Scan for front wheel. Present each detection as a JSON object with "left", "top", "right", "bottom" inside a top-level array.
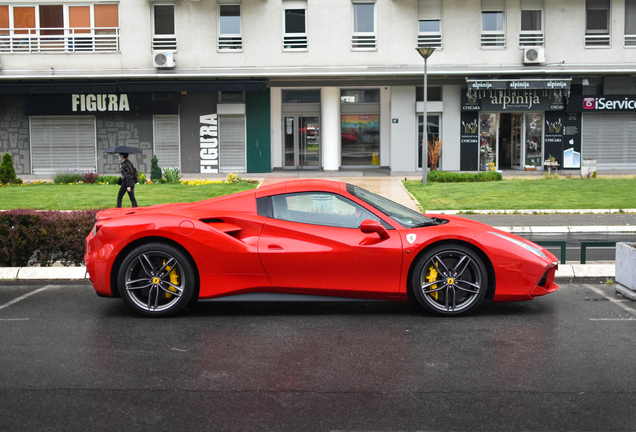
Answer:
[
  {"left": 411, "top": 244, "right": 488, "bottom": 317},
  {"left": 117, "top": 243, "right": 196, "bottom": 317}
]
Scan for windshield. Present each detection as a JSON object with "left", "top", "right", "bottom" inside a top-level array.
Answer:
[{"left": 346, "top": 183, "right": 438, "bottom": 229}]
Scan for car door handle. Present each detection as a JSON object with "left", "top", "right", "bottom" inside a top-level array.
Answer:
[{"left": 268, "top": 244, "right": 283, "bottom": 250}]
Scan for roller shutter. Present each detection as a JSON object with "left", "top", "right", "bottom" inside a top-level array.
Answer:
[
  {"left": 30, "top": 116, "right": 96, "bottom": 175},
  {"left": 153, "top": 115, "right": 181, "bottom": 169},
  {"left": 582, "top": 113, "right": 636, "bottom": 169},
  {"left": 219, "top": 115, "right": 246, "bottom": 173}
]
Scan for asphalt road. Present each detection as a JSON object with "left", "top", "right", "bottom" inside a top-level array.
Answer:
[{"left": 1, "top": 282, "right": 635, "bottom": 432}]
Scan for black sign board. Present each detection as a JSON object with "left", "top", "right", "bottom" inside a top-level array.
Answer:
[
  {"left": 467, "top": 79, "right": 571, "bottom": 90},
  {"left": 460, "top": 111, "right": 479, "bottom": 171},
  {"left": 567, "top": 94, "right": 636, "bottom": 112}
]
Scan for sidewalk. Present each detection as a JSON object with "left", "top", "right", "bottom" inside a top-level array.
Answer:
[{"left": 2, "top": 174, "right": 631, "bottom": 282}]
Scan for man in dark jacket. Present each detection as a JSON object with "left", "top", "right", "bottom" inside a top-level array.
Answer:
[{"left": 117, "top": 153, "right": 138, "bottom": 208}]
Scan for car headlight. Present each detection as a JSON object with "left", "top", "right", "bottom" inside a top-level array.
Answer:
[{"left": 489, "top": 231, "right": 547, "bottom": 259}]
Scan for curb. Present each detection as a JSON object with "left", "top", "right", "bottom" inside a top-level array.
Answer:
[
  {"left": 494, "top": 226, "right": 636, "bottom": 234},
  {"left": 426, "top": 209, "right": 636, "bottom": 215}
]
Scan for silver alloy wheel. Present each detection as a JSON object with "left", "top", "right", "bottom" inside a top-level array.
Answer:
[
  {"left": 124, "top": 250, "right": 186, "bottom": 313},
  {"left": 418, "top": 249, "right": 484, "bottom": 314}
]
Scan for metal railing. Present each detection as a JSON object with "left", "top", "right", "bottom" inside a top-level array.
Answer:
[
  {"left": 417, "top": 33, "right": 442, "bottom": 49},
  {"left": 0, "top": 27, "right": 119, "bottom": 53},
  {"left": 534, "top": 240, "right": 631, "bottom": 264},
  {"left": 218, "top": 35, "right": 242, "bottom": 50},
  {"left": 585, "top": 34, "right": 611, "bottom": 47},
  {"left": 152, "top": 35, "right": 177, "bottom": 51},
  {"left": 481, "top": 32, "right": 506, "bottom": 48},
  {"left": 535, "top": 241, "right": 567, "bottom": 264},
  {"left": 519, "top": 32, "right": 544, "bottom": 47},
  {"left": 351, "top": 34, "right": 376, "bottom": 50},
  {"left": 283, "top": 34, "right": 307, "bottom": 50},
  {"left": 625, "top": 34, "right": 636, "bottom": 47}
]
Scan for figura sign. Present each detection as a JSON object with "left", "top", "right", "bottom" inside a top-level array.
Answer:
[
  {"left": 200, "top": 114, "right": 219, "bottom": 174},
  {"left": 71, "top": 94, "right": 130, "bottom": 112}
]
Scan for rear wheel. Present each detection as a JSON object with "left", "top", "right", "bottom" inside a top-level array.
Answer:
[
  {"left": 411, "top": 244, "right": 488, "bottom": 317},
  {"left": 117, "top": 243, "right": 196, "bottom": 317}
]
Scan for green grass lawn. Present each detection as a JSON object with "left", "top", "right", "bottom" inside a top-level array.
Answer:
[
  {"left": 404, "top": 178, "right": 635, "bottom": 211},
  {"left": 0, "top": 182, "right": 258, "bottom": 210}
]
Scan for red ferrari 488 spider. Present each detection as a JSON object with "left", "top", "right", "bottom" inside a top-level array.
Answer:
[{"left": 85, "top": 179, "right": 559, "bottom": 317}]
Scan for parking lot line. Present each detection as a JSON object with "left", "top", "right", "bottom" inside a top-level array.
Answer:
[
  {"left": 0, "top": 285, "right": 52, "bottom": 312},
  {"left": 0, "top": 318, "right": 29, "bottom": 321},
  {"left": 589, "top": 318, "right": 636, "bottom": 321},
  {"left": 585, "top": 284, "right": 636, "bottom": 315}
]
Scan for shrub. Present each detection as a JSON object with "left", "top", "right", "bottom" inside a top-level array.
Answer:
[
  {"left": 427, "top": 171, "right": 502, "bottom": 183},
  {"left": 53, "top": 170, "right": 83, "bottom": 184},
  {"left": 82, "top": 172, "right": 99, "bottom": 184},
  {"left": 95, "top": 175, "right": 120, "bottom": 184},
  {"left": 162, "top": 166, "right": 182, "bottom": 183},
  {"left": 150, "top": 155, "right": 162, "bottom": 180},
  {"left": 0, "top": 153, "right": 17, "bottom": 185},
  {"left": 0, "top": 209, "right": 98, "bottom": 267},
  {"left": 138, "top": 172, "right": 147, "bottom": 183}
]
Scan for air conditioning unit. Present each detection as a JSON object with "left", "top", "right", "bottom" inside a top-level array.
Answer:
[
  {"left": 523, "top": 47, "right": 545, "bottom": 65},
  {"left": 153, "top": 51, "right": 175, "bottom": 68}
]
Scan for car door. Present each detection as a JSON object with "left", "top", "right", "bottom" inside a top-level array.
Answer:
[{"left": 257, "top": 192, "right": 403, "bottom": 296}]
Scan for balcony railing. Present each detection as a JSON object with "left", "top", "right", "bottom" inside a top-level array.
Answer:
[
  {"left": 519, "top": 32, "right": 544, "bottom": 47},
  {"left": 152, "top": 35, "right": 177, "bottom": 51},
  {"left": 0, "top": 27, "right": 119, "bottom": 53},
  {"left": 218, "top": 35, "right": 242, "bottom": 51},
  {"left": 417, "top": 33, "right": 442, "bottom": 49},
  {"left": 585, "top": 33, "right": 611, "bottom": 47},
  {"left": 351, "top": 34, "right": 376, "bottom": 50},
  {"left": 481, "top": 32, "right": 506, "bottom": 48},
  {"left": 625, "top": 34, "right": 636, "bottom": 47},
  {"left": 283, "top": 34, "right": 308, "bottom": 50}
]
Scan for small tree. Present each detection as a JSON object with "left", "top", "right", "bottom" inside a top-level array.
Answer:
[
  {"left": 150, "top": 154, "right": 162, "bottom": 180},
  {"left": 0, "top": 152, "right": 17, "bottom": 185}
]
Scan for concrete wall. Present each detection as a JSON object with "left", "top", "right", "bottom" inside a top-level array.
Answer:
[
  {"left": 390, "top": 86, "right": 417, "bottom": 172},
  {"left": 441, "top": 85, "right": 461, "bottom": 172}
]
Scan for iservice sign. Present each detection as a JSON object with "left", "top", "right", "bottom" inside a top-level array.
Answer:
[{"left": 583, "top": 96, "right": 636, "bottom": 111}]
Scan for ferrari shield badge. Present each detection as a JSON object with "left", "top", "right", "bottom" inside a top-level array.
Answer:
[{"left": 406, "top": 234, "right": 416, "bottom": 244}]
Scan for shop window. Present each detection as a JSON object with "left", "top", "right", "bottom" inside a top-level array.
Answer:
[
  {"left": 625, "top": 0, "right": 636, "bottom": 46},
  {"left": 520, "top": 0, "right": 544, "bottom": 46},
  {"left": 351, "top": 2, "right": 376, "bottom": 50},
  {"left": 341, "top": 114, "right": 380, "bottom": 166},
  {"left": 586, "top": 0, "right": 610, "bottom": 47},
  {"left": 218, "top": 4, "right": 242, "bottom": 51},
  {"left": 417, "top": 0, "right": 442, "bottom": 49},
  {"left": 416, "top": 86, "right": 442, "bottom": 102},
  {"left": 418, "top": 114, "right": 441, "bottom": 170},
  {"left": 341, "top": 89, "right": 380, "bottom": 103},
  {"left": 283, "top": 0, "right": 307, "bottom": 50},
  {"left": 282, "top": 90, "right": 321, "bottom": 103},
  {"left": 153, "top": 4, "right": 177, "bottom": 51},
  {"left": 481, "top": 0, "right": 505, "bottom": 48},
  {"left": 0, "top": 4, "right": 119, "bottom": 53}
]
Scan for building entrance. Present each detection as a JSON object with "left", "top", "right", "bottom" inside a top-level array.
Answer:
[{"left": 283, "top": 114, "right": 321, "bottom": 169}]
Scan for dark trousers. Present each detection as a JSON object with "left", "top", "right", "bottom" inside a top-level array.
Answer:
[{"left": 117, "top": 184, "right": 138, "bottom": 208}]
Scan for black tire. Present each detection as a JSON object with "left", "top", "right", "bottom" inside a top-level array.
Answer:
[
  {"left": 117, "top": 243, "right": 196, "bottom": 317},
  {"left": 411, "top": 244, "right": 488, "bottom": 317}
]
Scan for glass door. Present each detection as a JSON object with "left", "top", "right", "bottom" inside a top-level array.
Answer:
[
  {"left": 479, "top": 113, "right": 498, "bottom": 171},
  {"left": 283, "top": 115, "right": 321, "bottom": 169},
  {"left": 524, "top": 113, "right": 543, "bottom": 169},
  {"left": 511, "top": 114, "right": 523, "bottom": 169}
]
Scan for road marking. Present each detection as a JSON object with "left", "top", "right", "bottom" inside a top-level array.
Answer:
[
  {"left": 0, "top": 318, "right": 29, "bottom": 321},
  {"left": 584, "top": 284, "right": 636, "bottom": 315},
  {"left": 0, "top": 285, "right": 52, "bottom": 312},
  {"left": 590, "top": 318, "right": 636, "bottom": 321}
]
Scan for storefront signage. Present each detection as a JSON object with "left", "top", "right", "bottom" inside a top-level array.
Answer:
[
  {"left": 583, "top": 96, "right": 636, "bottom": 111},
  {"left": 462, "top": 89, "right": 565, "bottom": 111},
  {"left": 71, "top": 94, "right": 130, "bottom": 112},
  {"left": 200, "top": 114, "right": 219, "bottom": 174},
  {"left": 467, "top": 79, "right": 571, "bottom": 90}
]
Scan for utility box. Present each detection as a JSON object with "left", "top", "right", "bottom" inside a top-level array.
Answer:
[{"left": 581, "top": 159, "right": 596, "bottom": 177}]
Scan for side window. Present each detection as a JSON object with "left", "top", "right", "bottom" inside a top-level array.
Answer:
[{"left": 270, "top": 192, "right": 384, "bottom": 229}]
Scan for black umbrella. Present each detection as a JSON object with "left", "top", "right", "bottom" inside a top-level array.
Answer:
[{"left": 103, "top": 145, "right": 142, "bottom": 154}]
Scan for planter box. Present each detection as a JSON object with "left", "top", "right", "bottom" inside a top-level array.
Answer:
[
  {"left": 615, "top": 242, "right": 636, "bottom": 300},
  {"left": 524, "top": 165, "right": 537, "bottom": 171}
]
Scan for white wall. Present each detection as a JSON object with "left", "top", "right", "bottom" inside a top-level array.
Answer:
[
  {"left": 441, "top": 85, "right": 461, "bottom": 171},
  {"left": 390, "top": 86, "right": 417, "bottom": 172}
]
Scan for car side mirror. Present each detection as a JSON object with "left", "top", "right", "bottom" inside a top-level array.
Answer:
[{"left": 360, "top": 219, "right": 390, "bottom": 240}]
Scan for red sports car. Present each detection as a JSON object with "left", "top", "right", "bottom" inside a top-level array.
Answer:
[{"left": 85, "top": 180, "right": 559, "bottom": 317}]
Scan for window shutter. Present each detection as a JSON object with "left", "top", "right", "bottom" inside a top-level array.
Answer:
[
  {"left": 418, "top": 0, "right": 442, "bottom": 20},
  {"left": 482, "top": 0, "right": 505, "bottom": 11},
  {"left": 582, "top": 113, "right": 636, "bottom": 169},
  {"left": 520, "top": 0, "right": 543, "bottom": 10},
  {"left": 219, "top": 115, "right": 246, "bottom": 173},
  {"left": 30, "top": 116, "right": 96, "bottom": 175},
  {"left": 153, "top": 115, "right": 180, "bottom": 169}
]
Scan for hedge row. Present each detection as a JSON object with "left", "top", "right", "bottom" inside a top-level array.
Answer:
[
  {"left": 427, "top": 171, "right": 502, "bottom": 183},
  {"left": 0, "top": 210, "right": 98, "bottom": 267}
]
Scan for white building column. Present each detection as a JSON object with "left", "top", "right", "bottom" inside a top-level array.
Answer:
[{"left": 321, "top": 87, "right": 340, "bottom": 171}]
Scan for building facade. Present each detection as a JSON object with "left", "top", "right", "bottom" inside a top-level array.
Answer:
[{"left": 0, "top": 0, "right": 635, "bottom": 176}]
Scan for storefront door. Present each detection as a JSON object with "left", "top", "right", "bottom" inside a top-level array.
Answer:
[{"left": 283, "top": 115, "right": 321, "bottom": 169}]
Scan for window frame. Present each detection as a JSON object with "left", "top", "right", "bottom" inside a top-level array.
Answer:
[
  {"left": 480, "top": 2, "right": 506, "bottom": 49},
  {"left": 585, "top": 0, "right": 611, "bottom": 47},
  {"left": 217, "top": 2, "right": 243, "bottom": 52},
  {"left": 625, "top": 0, "right": 636, "bottom": 47},
  {"left": 351, "top": 1, "right": 377, "bottom": 51},
  {"left": 152, "top": 3, "right": 177, "bottom": 51},
  {"left": 282, "top": 0, "right": 307, "bottom": 51},
  {"left": 417, "top": 0, "right": 442, "bottom": 49},
  {"left": 519, "top": 1, "right": 544, "bottom": 48}
]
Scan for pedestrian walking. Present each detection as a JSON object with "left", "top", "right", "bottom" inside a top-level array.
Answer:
[{"left": 117, "top": 153, "right": 138, "bottom": 208}]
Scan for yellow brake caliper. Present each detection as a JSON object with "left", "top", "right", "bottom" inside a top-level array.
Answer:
[
  {"left": 163, "top": 260, "right": 180, "bottom": 299},
  {"left": 426, "top": 265, "right": 439, "bottom": 301}
]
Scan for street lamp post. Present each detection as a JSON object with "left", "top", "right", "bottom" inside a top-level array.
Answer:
[{"left": 416, "top": 47, "right": 435, "bottom": 185}]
